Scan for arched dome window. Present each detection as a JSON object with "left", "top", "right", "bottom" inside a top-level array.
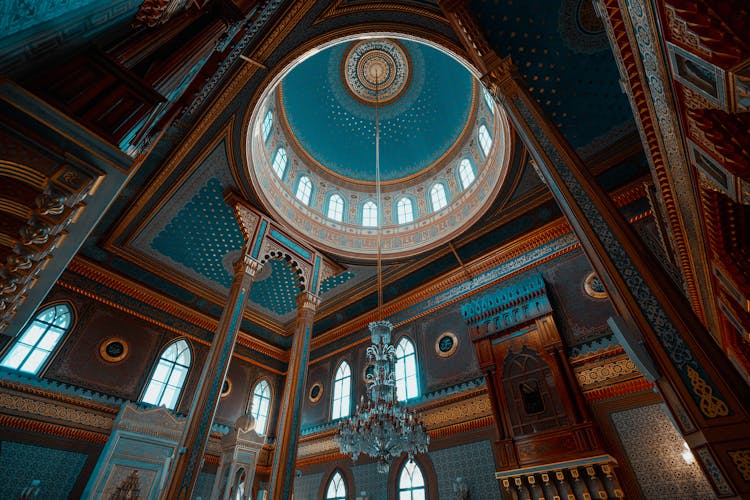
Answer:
[
  {"left": 141, "top": 339, "right": 191, "bottom": 410},
  {"left": 398, "top": 460, "right": 426, "bottom": 499},
  {"left": 262, "top": 110, "right": 273, "bottom": 141},
  {"left": 327, "top": 193, "right": 344, "bottom": 222},
  {"left": 0, "top": 303, "right": 72, "bottom": 375},
  {"left": 272, "top": 147, "right": 288, "bottom": 179},
  {"left": 362, "top": 200, "right": 378, "bottom": 227},
  {"left": 483, "top": 88, "right": 495, "bottom": 114},
  {"left": 296, "top": 175, "right": 312, "bottom": 205},
  {"left": 250, "top": 379, "right": 272, "bottom": 436},
  {"left": 396, "top": 197, "right": 414, "bottom": 224},
  {"left": 479, "top": 125, "right": 492, "bottom": 156},
  {"left": 325, "top": 471, "right": 347, "bottom": 500},
  {"left": 458, "top": 158, "right": 475, "bottom": 189},
  {"left": 395, "top": 337, "right": 419, "bottom": 401},
  {"left": 332, "top": 360, "right": 351, "bottom": 419},
  {"left": 429, "top": 183, "right": 448, "bottom": 212}
]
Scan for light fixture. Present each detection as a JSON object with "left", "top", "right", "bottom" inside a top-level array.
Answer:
[{"left": 334, "top": 47, "right": 430, "bottom": 472}]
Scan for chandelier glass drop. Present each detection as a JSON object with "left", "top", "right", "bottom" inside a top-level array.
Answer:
[{"left": 333, "top": 44, "right": 429, "bottom": 473}]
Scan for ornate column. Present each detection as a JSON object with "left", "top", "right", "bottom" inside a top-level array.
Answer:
[
  {"left": 268, "top": 291, "right": 320, "bottom": 499},
  {"left": 441, "top": 1, "right": 750, "bottom": 496},
  {"left": 160, "top": 251, "right": 262, "bottom": 500}
]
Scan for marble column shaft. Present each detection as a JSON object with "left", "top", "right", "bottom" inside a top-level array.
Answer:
[
  {"left": 268, "top": 291, "right": 320, "bottom": 499},
  {"left": 160, "top": 253, "right": 262, "bottom": 500}
]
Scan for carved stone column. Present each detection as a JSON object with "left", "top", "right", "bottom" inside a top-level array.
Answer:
[
  {"left": 268, "top": 291, "right": 320, "bottom": 499},
  {"left": 440, "top": 1, "right": 750, "bottom": 496},
  {"left": 160, "top": 252, "right": 262, "bottom": 500}
]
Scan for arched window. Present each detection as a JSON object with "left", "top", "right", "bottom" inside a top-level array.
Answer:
[
  {"left": 429, "top": 183, "right": 448, "bottom": 212},
  {"left": 327, "top": 193, "right": 344, "bottom": 222},
  {"left": 398, "top": 460, "right": 426, "bottom": 500},
  {"left": 296, "top": 175, "right": 312, "bottom": 205},
  {"left": 325, "top": 471, "right": 347, "bottom": 500},
  {"left": 395, "top": 337, "right": 419, "bottom": 401},
  {"left": 272, "top": 147, "right": 287, "bottom": 179},
  {"left": 458, "top": 159, "right": 475, "bottom": 189},
  {"left": 1, "top": 303, "right": 71, "bottom": 375},
  {"left": 141, "top": 339, "right": 191, "bottom": 410},
  {"left": 250, "top": 379, "right": 272, "bottom": 436},
  {"left": 396, "top": 197, "right": 414, "bottom": 224},
  {"left": 362, "top": 200, "right": 378, "bottom": 227},
  {"left": 262, "top": 110, "right": 273, "bottom": 140},
  {"left": 332, "top": 361, "right": 351, "bottom": 419},
  {"left": 483, "top": 87, "right": 495, "bottom": 114},
  {"left": 479, "top": 125, "right": 492, "bottom": 156}
]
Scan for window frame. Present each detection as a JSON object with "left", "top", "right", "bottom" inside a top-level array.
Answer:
[
  {"left": 249, "top": 378, "right": 273, "bottom": 436},
  {"left": 362, "top": 200, "right": 378, "bottom": 227},
  {"left": 140, "top": 338, "right": 192, "bottom": 411},
  {"left": 325, "top": 470, "right": 347, "bottom": 500},
  {"left": 295, "top": 175, "right": 313, "bottom": 206},
  {"left": 478, "top": 124, "right": 492, "bottom": 157},
  {"left": 458, "top": 158, "right": 476, "bottom": 190},
  {"left": 396, "top": 196, "right": 415, "bottom": 224},
  {"left": 327, "top": 193, "right": 345, "bottom": 222},
  {"left": 394, "top": 336, "right": 420, "bottom": 402},
  {"left": 331, "top": 360, "right": 352, "bottom": 420},
  {"left": 272, "top": 147, "right": 288, "bottom": 179},
  {"left": 262, "top": 109, "right": 273, "bottom": 141},
  {"left": 0, "top": 302, "right": 74, "bottom": 376},
  {"left": 428, "top": 183, "right": 448, "bottom": 212}
]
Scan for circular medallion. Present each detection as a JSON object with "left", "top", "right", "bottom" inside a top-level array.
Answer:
[
  {"left": 584, "top": 271, "right": 608, "bottom": 299},
  {"left": 221, "top": 378, "right": 232, "bottom": 398},
  {"left": 309, "top": 382, "right": 323, "bottom": 404},
  {"left": 343, "top": 39, "right": 411, "bottom": 105},
  {"left": 99, "top": 338, "right": 128, "bottom": 363},
  {"left": 435, "top": 332, "right": 458, "bottom": 358}
]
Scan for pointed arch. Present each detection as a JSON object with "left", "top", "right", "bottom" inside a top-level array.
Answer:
[
  {"left": 458, "top": 158, "right": 475, "bottom": 189},
  {"left": 141, "top": 338, "right": 192, "bottom": 410},
  {"left": 296, "top": 175, "right": 313, "bottom": 205},
  {"left": 332, "top": 360, "right": 352, "bottom": 419},
  {"left": 0, "top": 302, "right": 73, "bottom": 375},
  {"left": 272, "top": 147, "right": 288, "bottom": 178},
  {"left": 327, "top": 193, "right": 345, "bottom": 222},
  {"left": 429, "top": 183, "right": 448, "bottom": 212},
  {"left": 395, "top": 337, "right": 419, "bottom": 401},
  {"left": 262, "top": 110, "right": 273, "bottom": 140},
  {"left": 396, "top": 197, "right": 414, "bottom": 224},
  {"left": 478, "top": 124, "right": 492, "bottom": 156},
  {"left": 325, "top": 470, "right": 347, "bottom": 500},
  {"left": 250, "top": 378, "right": 272, "bottom": 436},
  {"left": 362, "top": 200, "right": 378, "bottom": 227}
]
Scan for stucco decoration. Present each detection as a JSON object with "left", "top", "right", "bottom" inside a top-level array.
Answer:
[{"left": 343, "top": 39, "right": 411, "bottom": 105}]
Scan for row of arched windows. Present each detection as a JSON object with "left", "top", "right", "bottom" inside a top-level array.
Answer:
[
  {"left": 324, "top": 461, "right": 426, "bottom": 499},
  {"left": 0, "top": 303, "right": 274, "bottom": 435},
  {"left": 262, "top": 108, "right": 494, "bottom": 226},
  {"left": 331, "top": 337, "right": 419, "bottom": 420}
]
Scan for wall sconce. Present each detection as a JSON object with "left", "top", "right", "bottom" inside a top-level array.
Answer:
[{"left": 681, "top": 442, "right": 695, "bottom": 464}]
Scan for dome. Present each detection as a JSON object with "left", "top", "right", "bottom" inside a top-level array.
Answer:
[{"left": 247, "top": 36, "right": 512, "bottom": 260}]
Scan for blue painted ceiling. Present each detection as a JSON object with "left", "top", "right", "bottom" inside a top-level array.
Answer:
[
  {"left": 280, "top": 39, "right": 474, "bottom": 181},
  {"left": 470, "top": 0, "right": 634, "bottom": 150}
]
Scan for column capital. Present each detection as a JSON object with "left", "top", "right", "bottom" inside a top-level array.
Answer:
[
  {"left": 297, "top": 291, "right": 320, "bottom": 312},
  {"left": 235, "top": 255, "right": 263, "bottom": 277}
]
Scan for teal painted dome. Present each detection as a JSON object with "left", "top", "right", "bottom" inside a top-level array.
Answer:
[{"left": 280, "top": 38, "right": 475, "bottom": 182}]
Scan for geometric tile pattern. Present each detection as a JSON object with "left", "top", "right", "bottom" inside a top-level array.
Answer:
[
  {"left": 429, "top": 440, "right": 500, "bottom": 499},
  {"left": 151, "top": 177, "right": 244, "bottom": 289},
  {"left": 291, "top": 471, "right": 324, "bottom": 500},
  {"left": 0, "top": 441, "right": 88, "bottom": 500},
  {"left": 611, "top": 404, "right": 716, "bottom": 499},
  {"left": 249, "top": 258, "right": 301, "bottom": 316}
]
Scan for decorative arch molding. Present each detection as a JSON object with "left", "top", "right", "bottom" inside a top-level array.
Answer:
[
  {"left": 388, "top": 453, "right": 438, "bottom": 500},
  {"left": 316, "top": 465, "right": 356, "bottom": 500}
]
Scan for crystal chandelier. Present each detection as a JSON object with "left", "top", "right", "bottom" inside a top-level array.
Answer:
[{"left": 333, "top": 45, "right": 429, "bottom": 473}]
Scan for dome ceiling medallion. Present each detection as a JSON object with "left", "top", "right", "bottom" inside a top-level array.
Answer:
[{"left": 343, "top": 39, "right": 411, "bottom": 105}]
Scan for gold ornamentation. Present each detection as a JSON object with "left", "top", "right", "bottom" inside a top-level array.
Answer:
[
  {"left": 686, "top": 366, "right": 729, "bottom": 418},
  {"left": 0, "top": 392, "right": 113, "bottom": 429},
  {"left": 584, "top": 271, "right": 608, "bottom": 299},
  {"left": 576, "top": 358, "right": 639, "bottom": 387},
  {"left": 308, "top": 382, "right": 323, "bottom": 404},
  {"left": 728, "top": 449, "right": 750, "bottom": 481},
  {"left": 99, "top": 337, "right": 129, "bottom": 363},
  {"left": 220, "top": 377, "right": 232, "bottom": 398},
  {"left": 435, "top": 332, "right": 458, "bottom": 358}
]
